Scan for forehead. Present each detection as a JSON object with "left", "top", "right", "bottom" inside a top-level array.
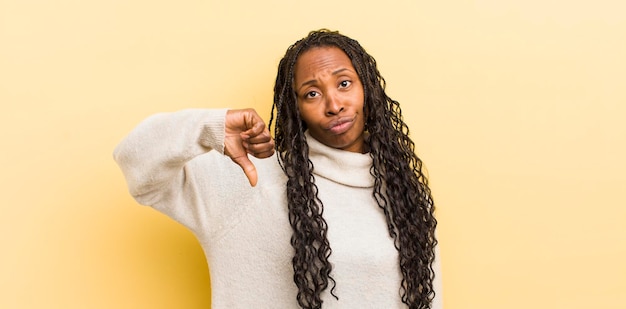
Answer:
[{"left": 294, "top": 46, "right": 354, "bottom": 80}]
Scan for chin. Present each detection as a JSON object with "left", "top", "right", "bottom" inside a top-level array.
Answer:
[{"left": 333, "top": 136, "right": 364, "bottom": 152}]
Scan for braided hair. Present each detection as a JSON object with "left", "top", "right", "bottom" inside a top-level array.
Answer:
[{"left": 269, "top": 29, "right": 438, "bottom": 309}]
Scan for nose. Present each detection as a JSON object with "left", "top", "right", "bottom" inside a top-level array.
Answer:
[{"left": 325, "top": 92, "right": 344, "bottom": 116}]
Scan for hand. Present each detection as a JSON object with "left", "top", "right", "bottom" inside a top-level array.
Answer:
[{"left": 224, "top": 109, "right": 275, "bottom": 186}]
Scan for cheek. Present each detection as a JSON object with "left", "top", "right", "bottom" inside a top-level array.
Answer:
[
  {"left": 297, "top": 105, "right": 308, "bottom": 122},
  {"left": 297, "top": 105, "right": 315, "bottom": 128},
  {"left": 299, "top": 103, "right": 320, "bottom": 120}
]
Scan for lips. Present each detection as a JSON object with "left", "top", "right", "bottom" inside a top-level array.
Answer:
[{"left": 326, "top": 115, "right": 356, "bottom": 135}]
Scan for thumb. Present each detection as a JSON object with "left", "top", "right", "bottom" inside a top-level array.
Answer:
[{"left": 231, "top": 154, "right": 258, "bottom": 187}]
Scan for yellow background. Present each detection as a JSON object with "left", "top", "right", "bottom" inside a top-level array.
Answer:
[{"left": 1, "top": 0, "right": 624, "bottom": 308}]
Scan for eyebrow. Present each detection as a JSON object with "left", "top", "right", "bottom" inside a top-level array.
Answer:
[{"left": 297, "top": 68, "right": 352, "bottom": 92}]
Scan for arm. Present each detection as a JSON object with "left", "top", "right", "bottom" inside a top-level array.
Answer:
[
  {"left": 113, "top": 108, "right": 274, "bottom": 235},
  {"left": 113, "top": 109, "right": 228, "bottom": 206}
]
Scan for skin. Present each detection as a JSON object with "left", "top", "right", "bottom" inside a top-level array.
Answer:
[
  {"left": 294, "top": 46, "right": 366, "bottom": 153},
  {"left": 224, "top": 46, "right": 366, "bottom": 186},
  {"left": 224, "top": 108, "right": 274, "bottom": 186}
]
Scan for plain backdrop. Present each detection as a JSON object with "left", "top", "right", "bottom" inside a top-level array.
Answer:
[{"left": 1, "top": 0, "right": 625, "bottom": 308}]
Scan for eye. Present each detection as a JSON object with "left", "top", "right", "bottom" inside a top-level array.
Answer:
[
  {"left": 305, "top": 91, "right": 319, "bottom": 99},
  {"left": 339, "top": 80, "right": 352, "bottom": 88}
]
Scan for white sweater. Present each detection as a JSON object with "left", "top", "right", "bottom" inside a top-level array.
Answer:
[{"left": 114, "top": 109, "right": 442, "bottom": 309}]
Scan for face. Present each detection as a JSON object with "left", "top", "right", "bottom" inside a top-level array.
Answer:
[{"left": 294, "top": 46, "right": 366, "bottom": 153}]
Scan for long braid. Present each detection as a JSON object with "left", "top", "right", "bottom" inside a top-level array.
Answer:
[{"left": 272, "top": 37, "right": 337, "bottom": 308}]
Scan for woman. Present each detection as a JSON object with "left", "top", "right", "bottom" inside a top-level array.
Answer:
[{"left": 114, "top": 29, "right": 441, "bottom": 309}]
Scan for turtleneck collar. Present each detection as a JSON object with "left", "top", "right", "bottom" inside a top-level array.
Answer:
[{"left": 305, "top": 131, "right": 375, "bottom": 188}]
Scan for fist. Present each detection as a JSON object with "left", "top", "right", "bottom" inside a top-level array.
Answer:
[{"left": 224, "top": 109, "right": 275, "bottom": 186}]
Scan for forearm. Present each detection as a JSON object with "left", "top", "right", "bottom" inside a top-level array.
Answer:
[{"left": 113, "top": 108, "right": 228, "bottom": 205}]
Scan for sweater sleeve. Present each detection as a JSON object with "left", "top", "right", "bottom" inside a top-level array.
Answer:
[
  {"left": 431, "top": 244, "right": 444, "bottom": 309},
  {"left": 113, "top": 108, "right": 234, "bottom": 236}
]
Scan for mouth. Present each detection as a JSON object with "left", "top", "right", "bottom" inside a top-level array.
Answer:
[{"left": 326, "top": 115, "right": 356, "bottom": 135}]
